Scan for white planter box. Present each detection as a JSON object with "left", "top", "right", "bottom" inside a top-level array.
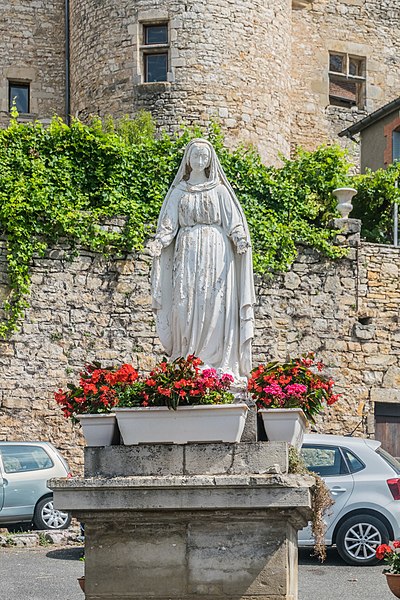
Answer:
[
  {"left": 113, "top": 404, "right": 248, "bottom": 445},
  {"left": 258, "top": 408, "right": 307, "bottom": 449},
  {"left": 76, "top": 413, "right": 119, "bottom": 447}
]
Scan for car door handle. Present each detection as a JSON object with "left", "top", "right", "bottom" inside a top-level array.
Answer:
[{"left": 330, "top": 486, "right": 347, "bottom": 494}]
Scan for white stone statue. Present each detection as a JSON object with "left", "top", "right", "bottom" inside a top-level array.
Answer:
[{"left": 149, "top": 139, "right": 255, "bottom": 384}]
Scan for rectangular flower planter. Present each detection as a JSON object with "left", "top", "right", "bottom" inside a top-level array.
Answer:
[
  {"left": 258, "top": 408, "right": 307, "bottom": 449},
  {"left": 113, "top": 404, "right": 248, "bottom": 445},
  {"left": 76, "top": 414, "right": 120, "bottom": 447}
]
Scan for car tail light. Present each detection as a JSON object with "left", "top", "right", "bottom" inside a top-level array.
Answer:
[{"left": 387, "top": 478, "right": 400, "bottom": 500}]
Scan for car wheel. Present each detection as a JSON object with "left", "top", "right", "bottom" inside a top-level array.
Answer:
[
  {"left": 336, "top": 514, "right": 389, "bottom": 566},
  {"left": 33, "top": 497, "right": 71, "bottom": 530}
]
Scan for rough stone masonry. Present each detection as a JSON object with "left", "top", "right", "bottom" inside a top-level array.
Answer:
[{"left": 1, "top": 233, "right": 400, "bottom": 472}]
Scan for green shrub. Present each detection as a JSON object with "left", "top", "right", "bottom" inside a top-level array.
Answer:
[{"left": 0, "top": 112, "right": 379, "bottom": 338}]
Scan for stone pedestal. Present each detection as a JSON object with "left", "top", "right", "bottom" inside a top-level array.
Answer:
[
  {"left": 329, "top": 217, "right": 361, "bottom": 246},
  {"left": 51, "top": 443, "right": 313, "bottom": 600}
]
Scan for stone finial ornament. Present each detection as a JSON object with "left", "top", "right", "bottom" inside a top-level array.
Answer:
[{"left": 149, "top": 139, "right": 255, "bottom": 385}]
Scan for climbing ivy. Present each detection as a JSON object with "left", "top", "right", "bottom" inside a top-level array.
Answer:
[
  {"left": 352, "top": 162, "right": 400, "bottom": 244},
  {"left": 0, "top": 112, "right": 392, "bottom": 338}
]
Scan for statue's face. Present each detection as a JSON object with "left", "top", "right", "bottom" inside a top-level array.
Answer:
[{"left": 188, "top": 144, "right": 211, "bottom": 173}]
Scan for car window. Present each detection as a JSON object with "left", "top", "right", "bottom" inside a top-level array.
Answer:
[
  {"left": 376, "top": 447, "right": 400, "bottom": 475},
  {"left": 301, "top": 445, "right": 348, "bottom": 476},
  {"left": 0, "top": 446, "right": 53, "bottom": 473},
  {"left": 342, "top": 448, "right": 365, "bottom": 473}
]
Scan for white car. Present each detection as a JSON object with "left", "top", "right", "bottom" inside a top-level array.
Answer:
[
  {"left": 0, "top": 441, "right": 72, "bottom": 530},
  {"left": 299, "top": 433, "right": 400, "bottom": 565}
]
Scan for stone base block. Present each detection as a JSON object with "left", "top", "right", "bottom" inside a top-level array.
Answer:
[
  {"left": 83, "top": 510, "right": 299, "bottom": 600},
  {"left": 51, "top": 442, "right": 313, "bottom": 600},
  {"left": 84, "top": 441, "right": 288, "bottom": 478}
]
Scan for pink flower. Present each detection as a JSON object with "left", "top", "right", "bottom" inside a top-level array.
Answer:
[
  {"left": 221, "top": 373, "right": 234, "bottom": 384},
  {"left": 202, "top": 368, "right": 218, "bottom": 378},
  {"left": 263, "top": 383, "right": 285, "bottom": 398},
  {"left": 285, "top": 383, "right": 307, "bottom": 397}
]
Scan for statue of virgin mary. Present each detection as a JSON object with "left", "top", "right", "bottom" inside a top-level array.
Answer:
[{"left": 149, "top": 139, "right": 255, "bottom": 384}]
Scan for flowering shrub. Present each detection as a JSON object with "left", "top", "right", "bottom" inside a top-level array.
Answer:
[
  {"left": 55, "top": 362, "right": 139, "bottom": 422},
  {"left": 376, "top": 541, "right": 400, "bottom": 573},
  {"left": 248, "top": 353, "right": 340, "bottom": 422},
  {"left": 55, "top": 356, "right": 234, "bottom": 419},
  {"left": 118, "top": 355, "right": 235, "bottom": 410}
]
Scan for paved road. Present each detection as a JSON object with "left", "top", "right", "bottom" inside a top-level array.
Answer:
[
  {"left": 299, "top": 548, "right": 393, "bottom": 600},
  {"left": 0, "top": 546, "right": 395, "bottom": 600},
  {"left": 1, "top": 546, "right": 84, "bottom": 600}
]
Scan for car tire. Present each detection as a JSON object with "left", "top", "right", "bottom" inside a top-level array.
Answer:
[
  {"left": 33, "top": 497, "right": 71, "bottom": 530},
  {"left": 336, "top": 514, "right": 389, "bottom": 566}
]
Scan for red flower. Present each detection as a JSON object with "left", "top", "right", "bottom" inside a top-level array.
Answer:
[
  {"left": 90, "top": 369, "right": 103, "bottom": 383},
  {"left": 393, "top": 541, "right": 400, "bottom": 549},
  {"left": 157, "top": 386, "right": 172, "bottom": 397},
  {"left": 81, "top": 381, "right": 98, "bottom": 395},
  {"left": 327, "top": 394, "right": 340, "bottom": 406},
  {"left": 54, "top": 390, "right": 66, "bottom": 404},
  {"left": 104, "top": 372, "right": 118, "bottom": 385},
  {"left": 376, "top": 544, "right": 393, "bottom": 560},
  {"left": 115, "top": 364, "right": 138, "bottom": 383}
]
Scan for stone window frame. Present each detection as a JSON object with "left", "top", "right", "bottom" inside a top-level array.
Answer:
[
  {"left": 328, "top": 51, "right": 366, "bottom": 110},
  {"left": 8, "top": 79, "right": 31, "bottom": 114},
  {"left": 2, "top": 67, "right": 38, "bottom": 119},
  {"left": 139, "top": 20, "right": 170, "bottom": 84}
]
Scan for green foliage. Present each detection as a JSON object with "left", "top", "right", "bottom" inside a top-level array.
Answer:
[
  {"left": 352, "top": 162, "right": 400, "bottom": 244},
  {"left": 0, "top": 112, "right": 369, "bottom": 337}
]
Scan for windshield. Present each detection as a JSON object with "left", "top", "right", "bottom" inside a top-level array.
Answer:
[{"left": 376, "top": 447, "right": 400, "bottom": 475}]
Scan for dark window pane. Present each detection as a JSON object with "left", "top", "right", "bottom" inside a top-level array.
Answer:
[
  {"left": 343, "top": 449, "right": 365, "bottom": 473},
  {"left": 9, "top": 84, "right": 29, "bottom": 113},
  {"left": 349, "top": 57, "right": 363, "bottom": 77},
  {"left": 145, "top": 25, "right": 168, "bottom": 45},
  {"left": 329, "top": 76, "right": 357, "bottom": 106},
  {"left": 301, "top": 445, "right": 348, "bottom": 476},
  {"left": 0, "top": 445, "right": 53, "bottom": 473},
  {"left": 329, "top": 54, "right": 344, "bottom": 73},
  {"left": 145, "top": 53, "right": 168, "bottom": 82},
  {"left": 393, "top": 131, "right": 400, "bottom": 162}
]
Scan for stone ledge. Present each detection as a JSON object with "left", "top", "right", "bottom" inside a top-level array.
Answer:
[{"left": 51, "top": 474, "right": 314, "bottom": 520}]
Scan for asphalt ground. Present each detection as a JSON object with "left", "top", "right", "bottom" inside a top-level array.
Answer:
[{"left": 0, "top": 546, "right": 394, "bottom": 600}]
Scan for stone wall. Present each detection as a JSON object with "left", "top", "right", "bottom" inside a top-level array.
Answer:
[
  {"left": 1, "top": 237, "right": 400, "bottom": 472},
  {"left": 69, "top": 0, "right": 292, "bottom": 164},
  {"left": 291, "top": 0, "right": 400, "bottom": 160},
  {"left": 0, "top": 0, "right": 66, "bottom": 126}
]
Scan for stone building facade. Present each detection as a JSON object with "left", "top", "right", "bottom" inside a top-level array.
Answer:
[
  {"left": 2, "top": 1, "right": 400, "bottom": 163},
  {"left": 1, "top": 235, "right": 400, "bottom": 471},
  {"left": 0, "top": 0, "right": 65, "bottom": 125}
]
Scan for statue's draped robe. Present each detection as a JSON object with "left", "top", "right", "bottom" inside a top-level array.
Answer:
[{"left": 151, "top": 179, "right": 254, "bottom": 381}]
